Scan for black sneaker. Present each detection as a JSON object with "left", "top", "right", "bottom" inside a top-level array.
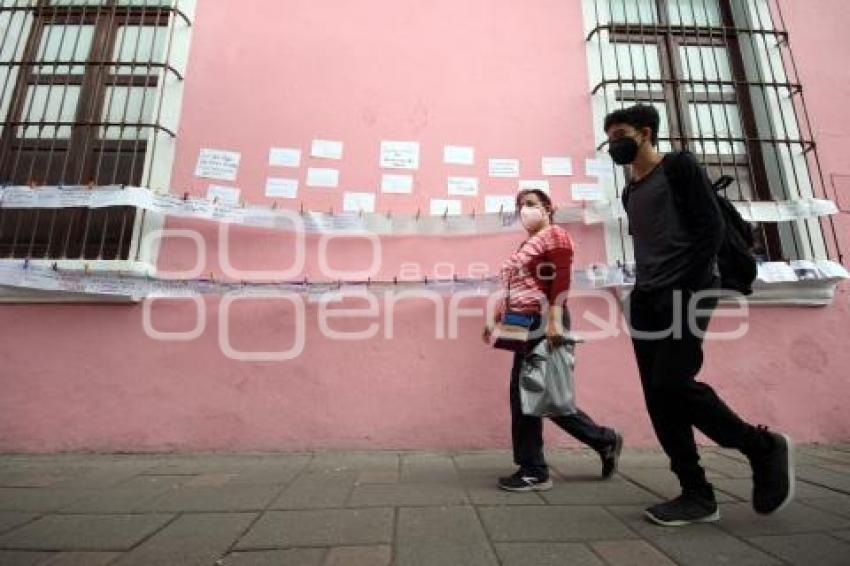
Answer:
[
  {"left": 600, "top": 431, "right": 623, "bottom": 480},
  {"left": 498, "top": 469, "right": 553, "bottom": 492},
  {"left": 644, "top": 490, "right": 720, "bottom": 527},
  {"left": 748, "top": 428, "right": 795, "bottom": 515}
]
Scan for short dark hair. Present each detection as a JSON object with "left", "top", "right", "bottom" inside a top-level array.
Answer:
[
  {"left": 604, "top": 104, "right": 660, "bottom": 146},
  {"left": 515, "top": 189, "right": 554, "bottom": 220}
]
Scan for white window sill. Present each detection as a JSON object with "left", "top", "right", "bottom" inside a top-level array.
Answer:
[
  {"left": 0, "top": 259, "right": 155, "bottom": 304},
  {"left": 615, "top": 278, "right": 845, "bottom": 307}
]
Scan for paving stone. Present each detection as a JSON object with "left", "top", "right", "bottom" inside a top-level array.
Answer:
[
  {"left": 236, "top": 508, "right": 393, "bottom": 549},
  {"left": 0, "top": 550, "right": 55, "bottom": 565},
  {"left": 0, "top": 514, "right": 174, "bottom": 551},
  {"left": 605, "top": 505, "right": 728, "bottom": 541},
  {"left": 0, "top": 513, "right": 39, "bottom": 535},
  {"left": 40, "top": 551, "right": 122, "bottom": 565},
  {"left": 224, "top": 466, "right": 303, "bottom": 486},
  {"left": 479, "top": 506, "right": 634, "bottom": 542},
  {"left": 713, "top": 477, "right": 843, "bottom": 501},
  {"left": 324, "top": 545, "right": 392, "bottom": 566},
  {"left": 0, "top": 473, "right": 65, "bottom": 488},
  {"left": 796, "top": 465, "right": 850, "bottom": 494},
  {"left": 400, "top": 454, "right": 458, "bottom": 483},
  {"left": 50, "top": 465, "right": 154, "bottom": 490},
  {"left": 539, "top": 478, "right": 661, "bottom": 505},
  {"left": 494, "top": 542, "right": 603, "bottom": 566},
  {"left": 112, "top": 513, "right": 256, "bottom": 566},
  {"left": 137, "top": 485, "right": 279, "bottom": 512},
  {"left": 747, "top": 533, "right": 850, "bottom": 566},
  {"left": 347, "top": 482, "right": 468, "bottom": 507},
  {"left": 715, "top": 502, "right": 850, "bottom": 537},
  {"left": 616, "top": 469, "right": 736, "bottom": 502},
  {"left": 356, "top": 469, "right": 400, "bottom": 485},
  {"left": 395, "top": 506, "right": 497, "bottom": 566},
  {"left": 590, "top": 539, "right": 678, "bottom": 566},
  {"left": 58, "top": 482, "right": 179, "bottom": 514},
  {"left": 308, "top": 453, "right": 400, "bottom": 472},
  {"left": 220, "top": 549, "right": 325, "bottom": 565},
  {"left": 270, "top": 469, "right": 358, "bottom": 509},
  {"left": 452, "top": 452, "right": 513, "bottom": 471},
  {"left": 0, "top": 489, "right": 93, "bottom": 513},
  {"left": 183, "top": 474, "right": 236, "bottom": 488},
  {"left": 651, "top": 529, "right": 781, "bottom": 566}
]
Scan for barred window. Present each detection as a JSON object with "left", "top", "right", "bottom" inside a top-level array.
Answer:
[
  {"left": 0, "top": 0, "right": 189, "bottom": 260},
  {"left": 585, "top": 0, "right": 840, "bottom": 263}
]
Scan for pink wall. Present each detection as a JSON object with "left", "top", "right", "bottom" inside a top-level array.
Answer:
[{"left": 1, "top": 0, "right": 849, "bottom": 453}]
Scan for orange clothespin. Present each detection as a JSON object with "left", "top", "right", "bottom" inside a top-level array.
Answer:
[{"left": 86, "top": 179, "right": 95, "bottom": 190}]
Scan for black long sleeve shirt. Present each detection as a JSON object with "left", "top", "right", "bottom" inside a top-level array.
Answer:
[{"left": 623, "top": 151, "right": 724, "bottom": 291}]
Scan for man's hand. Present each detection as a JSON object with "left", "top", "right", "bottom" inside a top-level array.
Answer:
[
  {"left": 545, "top": 305, "right": 567, "bottom": 350},
  {"left": 482, "top": 324, "right": 494, "bottom": 345}
]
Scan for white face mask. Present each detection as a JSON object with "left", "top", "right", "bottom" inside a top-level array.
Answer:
[{"left": 520, "top": 205, "right": 547, "bottom": 231}]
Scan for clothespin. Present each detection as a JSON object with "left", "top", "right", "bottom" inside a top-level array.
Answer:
[
  {"left": 471, "top": 208, "right": 476, "bottom": 219},
  {"left": 23, "top": 258, "right": 30, "bottom": 270},
  {"left": 84, "top": 263, "right": 91, "bottom": 276},
  {"left": 337, "top": 279, "right": 343, "bottom": 289},
  {"left": 299, "top": 202, "right": 305, "bottom": 216},
  {"left": 393, "top": 276, "right": 398, "bottom": 285},
  {"left": 423, "top": 275, "right": 429, "bottom": 285},
  {"left": 499, "top": 204, "right": 504, "bottom": 215},
  {"left": 415, "top": 208, "right": 421, "bottom": 221},
  {"left": 358, "top": 208, "right": 364, "bottom": 219},
  {"left": 271, "top": 201, "right": 278, "bottom": 210},
  {"left": 183, "top": 192, "right": 190, "bottom": 201},
  {"left": 443, "top": 207, "right": 449, "bottom": 220},
  {"left": 28, "top": 178, "right": 37, "bottom": 189},
  {"left": 51, "top": 261, "right": 58, "bottom": 271},
  {"left": 328, "top": 206, "right": 334, "bottom": 217},
  {"left": 86, "top": 179, "right": 94, "bottom": 190},
  {"left": 386, "top": 209, "right": 392, "bottom": 219},
  {"left": 208, "top": 271, "right": 215, "bottom": 283},
  {"left": 212, "top": 196, "right": 219, "bottom": 205}
]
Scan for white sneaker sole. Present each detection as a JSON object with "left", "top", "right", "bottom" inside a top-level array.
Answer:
[
  {"left": 499, "top": 479, "right": 553, "bottom": 492},
  {"left": 644, "top": 508, "right": 721, "bottom": 527}
]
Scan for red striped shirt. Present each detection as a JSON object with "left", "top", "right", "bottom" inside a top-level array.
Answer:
[{"left": 499, "top": 224, "right": 574, "bottom": 314}]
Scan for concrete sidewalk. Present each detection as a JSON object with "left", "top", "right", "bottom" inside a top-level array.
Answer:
[{"left": 0, "top": 445, "right": 849, "bottom": 566}]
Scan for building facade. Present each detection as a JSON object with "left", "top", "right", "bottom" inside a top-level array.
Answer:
[{"left": 1, "top": 0, "right": 848, "bottom": 452}]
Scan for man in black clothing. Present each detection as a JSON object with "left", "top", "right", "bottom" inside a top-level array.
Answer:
[{"left": 604, "top": 104, "right": 795, "bottom": 527}]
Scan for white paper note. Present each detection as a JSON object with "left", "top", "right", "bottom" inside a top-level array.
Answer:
[
  {"left": 518, "top": 180, "right": 550, "bottom": 193},
  {"left": 757, "top": 262, "right": 798, "bottom": 283},
  {"left": 489, "top": 158, "right": 520, "bottom": 178},
  {"left": 310, "top": 139, "right": 344, "bottom": 160},
  {"left": 485, "top": 195, "right": 516, "bottom": 214},
  {"left": 777, "top": 200, "right": 812, "bottom": 221},
  {"left": 430, "top": 199, "right": 462, "bottom": 216},
  {"left": 541, "top": 157, "right": 573, "bottom": 176},
  {"left": 443, "top": 145, "right": 475, "bottom": 165},
  {"left": 571, "top": 184, "right": 604, "bottom": 201},
  {"left": 265, "top": 178, "right": 299, "bottom": 199},
  {"left": 207, "top": 185, "right": 241, "bottom": 205},
  {"left": 381, "top": 174, "right": 414, "bottom": 194},
  {"left": 809, "top": 199, "right": 839, "bottom": 216},
  {"left": 269, "top": 147, "right": 302, "bottom": 168},
  {"left": 306, "top": 168, "right": 339, "bottom": 188},
  {"left": 343, "top": 192, "right": 376, "bottom": 213},
  {"left": 195, "top": 149, "right": 241, "bottom": 182},
  {"left": 447, "top": 176, "right": 479, "bottom": 197},
  {"left": 586, "top": 157, "right": 615, "bottom": 178},
  {"left": 748, "top": 202, "right": 781, "bottom": 222},
  {"left": 380, "top": 141, "right": 420, "bottom": 170},
  {"left": 816, "top": 260, "right": 849, "bottom": 279}
]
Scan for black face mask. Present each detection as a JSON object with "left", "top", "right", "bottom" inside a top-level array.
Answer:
[{"left": 608, "top": 136, "right": 641, "bottom": 165}]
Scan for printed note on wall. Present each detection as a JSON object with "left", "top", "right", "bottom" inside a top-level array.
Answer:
[{"left": 195, "top": 149, "right": 241, "bottom": 182}]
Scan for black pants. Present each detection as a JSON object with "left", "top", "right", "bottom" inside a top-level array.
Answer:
[
  {"left": 509, "top": 313, "right": 616, "bottom": 474},
  {"left": 625, "top": 277, "right": 762, "bottom": 491}
]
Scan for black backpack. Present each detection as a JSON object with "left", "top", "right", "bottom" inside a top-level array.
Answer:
[{"left": 662, "top": 155, "right": 757, "bottom": 295}]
